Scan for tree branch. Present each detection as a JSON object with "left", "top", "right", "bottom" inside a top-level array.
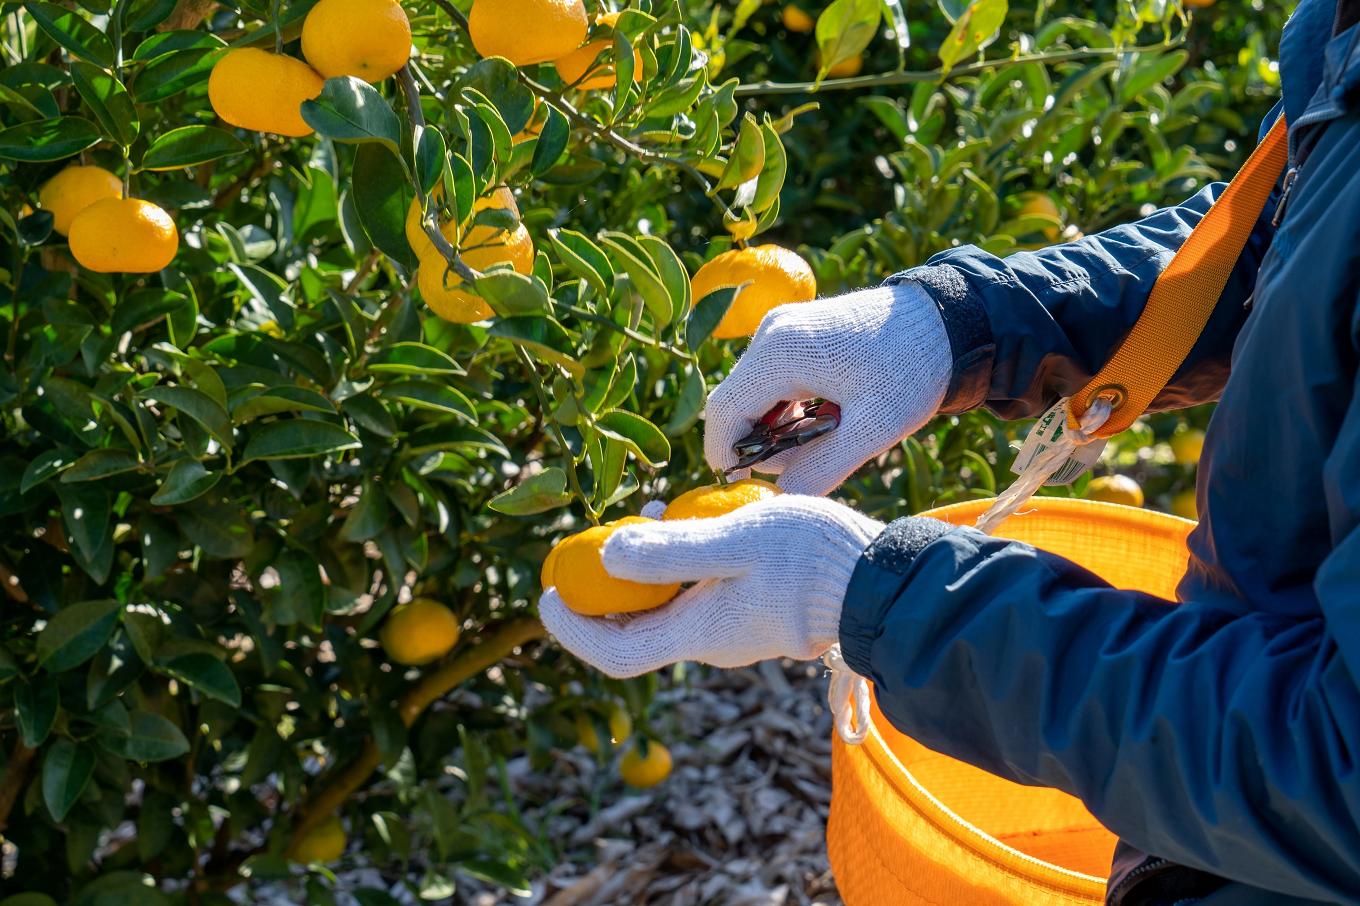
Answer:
[
  {"left": 734, "top": 42, "right": 1184, "bottom": 96},
  {"left": 0, "top": 740, "right": 37, "bottom": 834},
  {"left": 396, "top": 64, "right": 481, "bottom": 285},
  {"left": 284, "top": 617, "right": 544, "bottom": 855}
]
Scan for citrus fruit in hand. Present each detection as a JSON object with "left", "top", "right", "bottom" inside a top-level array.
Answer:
[
  {"left": 1016, "top": 191, "right": 1063, "bottom": 241},
  {"left": 782, "top": 4, "right": 814, "bottom": 33},
  {"left": 379, "top": 597, "right": 462, "bottom": 665},
  {"left": 577, "top": 705, "right": 632, "bottom": 753},
  {"left": 38, "top": 166, "right": 122, "bottom": 236},
  {"left": 68, "top": 198, "right": 178, "bottom": 274},
  {"left": 1085, "top": 474, "right": 1145, "bottom": 508},
  {"left": 663, "top": 478, "right": 782, "bottom": 521},
  {"left": 208, "top": 48, "right": 324, "bottom": 137},
  {"left": 289, "top": 816, "right": 346, "bottom": 863},
  {"left": 548, "top": 517, "right": 681, "bottom": 616},
  {"left": 1170, "top": 427, "right": 1205, "bottom": 465},
  {"left": 690, "top": 244, "right": 817, "bottom": 339},
  {"left": 469, "top": 0, "right": 589, "bottom": 66},
  {"left": 619, "top": 739, "right": 672, "bottom": 788},
  {"left": 302, "top": 0, "right": 412, "bottom": 82},
  {"left": 1170, "top": 488, "right": 1199, "bottom": 520},
  {"left": 417, "top": 212, "right": 533, "bottom": 324}
]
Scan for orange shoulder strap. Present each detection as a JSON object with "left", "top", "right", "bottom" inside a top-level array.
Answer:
[{"left": 1068, "top": 115, "right": 1289, "bottom": 437}]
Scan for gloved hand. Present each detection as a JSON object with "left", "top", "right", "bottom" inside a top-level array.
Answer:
[
  {"left": 704, "top": 280, "right": 953, "bottom": 496},
  {"left": 538, "top": 496, "right": 884, "bottom": 678}
]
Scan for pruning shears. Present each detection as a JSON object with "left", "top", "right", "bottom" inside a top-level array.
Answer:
[{"left": 726, "top": 399, "right": 841, "bottom": 475}]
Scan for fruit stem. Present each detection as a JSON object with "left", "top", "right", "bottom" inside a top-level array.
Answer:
[
  {"left": 733, "top": 39, "right": 1186, "bottom": 97},
  {"left": 395, "top": 65, "right": 481, "bottom": 286}
]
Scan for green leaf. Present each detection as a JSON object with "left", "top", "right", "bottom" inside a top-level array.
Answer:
[
  {"left": 686, "top": 286, "right": 740, "bottom": 349},
  {"left": 241, "top": 419, "right": 361, "bottom": 462},
  {"left": 25, "top": 2, "right": 116, "bottom": 68},
  {"left": 57, "top": 485, "right": 111, "bottom": 566},
  {"left": 375, "top": 380, "right": 476, "bottom": 421},
  {"left": 0, "top": 117, "right": 100, "bottom": 162},
  {"left": 15, "top": 678, "right": 58, "bottom": 747},
  {"left": 547, "top": 228, "right": 614, "bottom": 299},
  {"left": 599, "top": 232, "right": 673, "bottom": 326},
  {"left": 1118, "top": 50, "right": 1189, "bottom": 102},
  {"left": 368, "top": 342, "right": 463, "bottom": 376},
  {"left": 42, "top": 738, "right": 95, "bottom": 822},
  {"left": 37, "top": 600, "right": 123, "bottom": 672},
  {"left": 715, "top": 113, "right": 765, "bottom": 193},
  {"left": 1, "top": 893, "right": 60, "bottom": 906},
  {"left": 488, "top": 317, "right": 582, "bottom": 378},
  {"left": 69, "top": 62, "right": 139, "bottom": 146},
  {"left": 752, "top": 120, "right": 788, "bottom": 213},
  {"left": 158, "top": 654, "right": 241, "bottom": 706},
  {"left": 462, "top": 58, "right": 536, "bottom": 134},
  {"left": 595, "top": 410, "right": 670, "bottom": 466},
  {"left": 21, "top": 448, "right": 75, "bottom": 492},
  {"left": 132, "top": 29, "right": 224, "bottom": 62},
  {"left": 529, "top": 103, "right": 569, "bottom": 176},
  {"left": 60, "top": 448, "right": 142, "bottom": 482},
  {"left": 352, "top": 143, "right": 417, "bottom": 270},
  {"left": 125, "top": 0, "right": 180, "bottom": 31},
  {"left": 414, "top": 125, "right": 446, "bottom": 195},
  {"left": 301, "top": 77, "right": 401, "bottom": 151},
  {"left": 816, "top": 0, "right": 880, "bottom": 76},
  {"left": 406, "top": 424, "right": 509, "bottom": 458},
  {"left": 230, "top": 386, "right": 336, "bottom": 423},
  {"left": 664, "top": 366, "right": 706, "bottom": 436},
  {"left": 143, "top": 386, "right": 234, "bottom": 450},
  {"left": 141, "top": 125, "right": 245, "bottom": 170},
  {"left": 638, "top": 236, "right": 691, "bottom": 322},
  {"left": 132, "top": 46, "right": 222, "bottom": 103},
  {"left": 150, "top": 459, "right": 220, "bottom": 505},
  {"left": 340, "top": 479, "right": 389, "bottom": 542},
  {"left": 475, "top": 270, "right": 550, "bottom": 316},
  {"left": 101, "top": 710, "right": 190, "bottom": 762},
  {"left": 489, "top": 467, "right": 572, "bottom": 515},
  {"left": 938, "top": 0, "right": 1008, "bottom": 74}
]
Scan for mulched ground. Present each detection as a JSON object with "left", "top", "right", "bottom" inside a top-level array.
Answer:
[{"left": 484, "top": 660, "right": 845, "bottom": 906}]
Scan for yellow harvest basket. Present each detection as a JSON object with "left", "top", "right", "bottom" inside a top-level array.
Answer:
[{"left": 828, "top": 496, "right": 1196, "bottom": 906}]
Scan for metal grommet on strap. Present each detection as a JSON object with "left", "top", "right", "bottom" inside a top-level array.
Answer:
[{"left": 1087, "top": 383, "right": 1127, "bottom": 412}]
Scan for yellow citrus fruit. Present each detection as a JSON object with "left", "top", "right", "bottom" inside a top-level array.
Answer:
[
  {"left": 816, "top": 50, "right": 864, "bottom": 78},
  {"left": 289, "top": 816, "right": 346, "bottom": 863},
  {"left": 619, "top": 739, "right": 672, "bottom": 788},
  {"left": 550, "top": 516, "right": 681, "bottom": 616},
  {"left": 577, "top": 705, "right": 632, "bottom": 753},
  {"left": 468, "top": 0, "right": 589, "bottom": 66},
  {"left": 554, "top": 39, "right": 643, "bottom": 90},
  {"left": 38, "top": 166, "right": 122, "bottom": 236},
  {"left": 68, "top": 198, "right": 178, "bottom": 274},
  {"left": 208, "top": 48, "right": 324, "bottom": 137},
  {"left": 690, "top": 244, "right": 817, "bottom": 339},
  {"left": 379, "top": 597, "right": 462, "bottom": 665},
  {"left": 1184, "top": 0, "right": 1216, "bottom": 7},
  {"left": 1170, "top": 427, "right": 1205, "bottom": 466},
  {"left": 1170, "top": 488, "right": 1199, "bottom": 520},
  {"left": 1085, "top": 474, "right": 1145, "bottom": 508},
  {"left": 1017, "top": 191, "right": 1062, "bottom": 241},
  {"left": 540, "top": 538, "right": 563, "bottom": 590},
  {"left": 406, "top": 186, "right": 517, "bottom": 260},
  {"left": 417, "top": 214, "right": 533, "bottom": 324},
  {"left": 662, "top": 478, "right": 781, "bottom": 521},
  {"left": 302, "top": 0, "right": 412, "bottom": 82},
  {"left": 782, "top": 4, "right": 815, "bottom": 33}
]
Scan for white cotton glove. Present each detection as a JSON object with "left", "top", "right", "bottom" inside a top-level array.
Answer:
[
  {"left": 538, "top": 496, "right": 884, "bottom": 679},
  {"left": 704, "top": 280, "right": 953, "bottom": 496}
]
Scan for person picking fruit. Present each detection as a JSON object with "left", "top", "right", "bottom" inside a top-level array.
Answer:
[{"left": 542, "top": 1, "right": 1360, "bottom": 902}]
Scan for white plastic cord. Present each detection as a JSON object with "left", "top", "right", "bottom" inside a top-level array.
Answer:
[{"left": 827, "top": 397, "right": 1112, "bottom": 746}]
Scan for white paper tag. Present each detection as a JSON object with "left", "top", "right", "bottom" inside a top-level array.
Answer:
[{"left": 1011, "top": 399, "right": 1108, "bottom": 486}]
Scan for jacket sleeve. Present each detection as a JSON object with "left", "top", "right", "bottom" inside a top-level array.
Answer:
[
  {"left": 894, "top": 112, "right": 1282, "bottom": 421},
  {"left": 839, "top": 379, "right": 1360, "bottom": 902}
]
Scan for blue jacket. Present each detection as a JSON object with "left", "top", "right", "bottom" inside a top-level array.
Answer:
[{"left": 839, "top": 1, "right": 1360, "bottom": 903}]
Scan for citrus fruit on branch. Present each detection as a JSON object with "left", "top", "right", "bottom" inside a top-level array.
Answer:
[
  {"left": 302, "top": 0, "right": 412, "bottom": 83},
  {"left": 208, "top": 48, "right": 324, "bottom": 137},
  {"left": 38, "top": 166, "right": 122, "bottom": 236},
  {"left": 468, "top": 0, "right": 589, "bottom": 66},
  {"left": 662, "top": 478, "right": 782, "bottom": 521},
  {"left": 380, "top": 598, "right": 462, "bottom": 665},
  {"left": 68, "top": 198, "right": 178, "bottom": 274},
  {"left": 619, "top": 738, "right": 673, "bottom": 788},
  {"left": 690, "top": 245, "right": 817, "bottom": 339},
  {"left": 548, "top": 517, "right": 681, "bottom": 616}
]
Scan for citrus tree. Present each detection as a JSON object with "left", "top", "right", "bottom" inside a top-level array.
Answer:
[{"left": 0, "top": 0, "right": 1272, "bottom": 900}]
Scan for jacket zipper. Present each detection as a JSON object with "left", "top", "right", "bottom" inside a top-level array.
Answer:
[{"left": 1272, "top": 166, "right": 1299, "bottom": 226}]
